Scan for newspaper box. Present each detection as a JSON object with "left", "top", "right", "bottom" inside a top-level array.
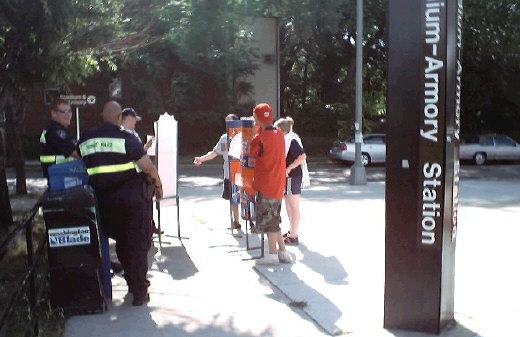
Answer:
[{"left": 42, "top": 185, "right": 107, "bottom": 314}]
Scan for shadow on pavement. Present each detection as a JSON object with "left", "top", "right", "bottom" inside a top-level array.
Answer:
[
  {"left": 256, "top": 263, "right": 344, "bottom": 336},
  {"left": 66, "top": 306, "right": 280, "bottom": 337},
  {"left": 152, "top": 243, "right": 199, "bottom": 281},
  {"left": 223, "top": 230, "right": 346, "bottom": 335},
  {"left": 386, "top": 320, "right": 479, "bottom": 337},
  {"left": 298, "top": 243, "right": 349, "bottom": 285}
]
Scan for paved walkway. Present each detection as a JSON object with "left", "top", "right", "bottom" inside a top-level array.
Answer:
[{"left": 8, "top": 164, "right": 520, "bottom": 336}]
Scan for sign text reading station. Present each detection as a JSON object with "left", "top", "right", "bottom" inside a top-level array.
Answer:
[
  {"left": 48, "top": 226, "right": 91, "bottom": 248},
  {"left": 419, "top": 0, "right": 445, "bottom": 247}
]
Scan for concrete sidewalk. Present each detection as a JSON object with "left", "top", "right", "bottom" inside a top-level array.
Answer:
[
  {"left": 8, "top": 165, "right": 520, "bottom": 336},
  {"left": 60, "top": 171, "right": 520, "bottom": 337}
]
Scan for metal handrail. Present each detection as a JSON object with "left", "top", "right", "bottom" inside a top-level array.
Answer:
[{"left": 0, "top": 195, "right": 47, "bottom": 337}]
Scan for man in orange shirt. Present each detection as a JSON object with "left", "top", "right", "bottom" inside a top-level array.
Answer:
[{"left": 251, "top": 103, "right": 292, "bottom": 265}]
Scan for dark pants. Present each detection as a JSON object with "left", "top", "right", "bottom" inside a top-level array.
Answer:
[{"left": 96, "top": 183, "right": 150, "bottom": 297}]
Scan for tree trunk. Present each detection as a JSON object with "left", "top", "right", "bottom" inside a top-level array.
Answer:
[
  {"left": 301, "top": 58, "right": 309, "bottom": 108},
  {"left": 4, "top": 91, "right": 27, "bottom": 195},
  {"left": 0, "top": 123, "right": 13, "bottom": 226}
]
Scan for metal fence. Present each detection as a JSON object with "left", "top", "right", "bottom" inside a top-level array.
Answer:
[{"left": 0, "top": 196, "right": 47, "bottom": 337}]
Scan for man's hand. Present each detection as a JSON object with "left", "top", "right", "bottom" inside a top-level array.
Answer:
[
  {"left": 144, "top": 136, "right": 155, "bottom": 151},
  {"left": 193, "top": 157, "right": 203, "bottom": 166},
  {"left": 154, "top": 185, "right": 163, "bottom": 200}
]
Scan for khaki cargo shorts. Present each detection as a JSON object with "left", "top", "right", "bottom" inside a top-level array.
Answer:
[{"left": 253, "top": 192, "right": 282, "bottom": 234}]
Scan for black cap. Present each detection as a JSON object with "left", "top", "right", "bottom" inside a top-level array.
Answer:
[{"left": 122, "top": 108, "right": 142, "bottom": 121}]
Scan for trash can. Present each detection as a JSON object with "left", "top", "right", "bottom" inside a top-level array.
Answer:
[{"left": 42, "top": 185, "right": 108, "bottom": 314}]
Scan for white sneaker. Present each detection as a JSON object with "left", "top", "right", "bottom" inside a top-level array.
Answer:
[
  {"left": 255, "top": 253, "right": 279, "bottom": 265},
  {"left": 278, "top": 250, "right": 292, "bottom": 264}
]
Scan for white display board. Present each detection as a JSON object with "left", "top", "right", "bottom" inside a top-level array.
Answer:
[{"left": 155, "top": 113, "right": 178, "bottom": 206}]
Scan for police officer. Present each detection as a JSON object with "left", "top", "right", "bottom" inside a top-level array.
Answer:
[
  {"left": 39, "top": 99, "right": 80, "bottom": 179},
  {"left": 79, "top": 101, "right": 162, "bottom": 306}
]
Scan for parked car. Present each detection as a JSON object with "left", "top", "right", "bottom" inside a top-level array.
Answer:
[
  {"left": 460, "top": 134, "right": 520, "bottom": 165},
  {"left": 329, "top": 134, "right": 386, "bottom": 166}
]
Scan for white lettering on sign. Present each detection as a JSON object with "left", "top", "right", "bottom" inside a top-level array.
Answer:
[
  {"left": 48, "top": 226, "right": 91, "bottom": 247},
  {"left": 421, "top": 163, "right": 442, "bottom": 245},
  {"left": 421, "top": 0, "right": 445, "bottom": 143},
  {"left": 59, "top": 94, "right": 91, "bottom": 106},
  {"left": 454, "top": 0, "right": 463, "bottom": 141}
]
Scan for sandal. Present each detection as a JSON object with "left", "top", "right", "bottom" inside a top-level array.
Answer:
[
  {"left": 284, "top": 236, "right": 299, "bottom": 245},
  {"left": 230, "top": 221, "right": 241, "bottom": 230},
  {"left": 283, "top": 231, "right": 291, "bottom": 238}
]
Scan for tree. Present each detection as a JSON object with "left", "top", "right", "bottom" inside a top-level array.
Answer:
[
  {"left": 462, "top": 1, "right": 520, "bottom": 139},
  {"left": 250, "top": 0, "right": 387, "bottom": 139},
  {"left": 0, "top": 0, "right": 122, "bottom": 194},
  {"left": 116, "top": 0, "right": 259, "bottom": 149}
]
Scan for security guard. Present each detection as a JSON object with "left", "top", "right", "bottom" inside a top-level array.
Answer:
[
  {"left": 39, "top": 99, "right": 80, "bottom": 179},
  {"left": 79, "top": 101, "right": 162, "bottom": 306}
]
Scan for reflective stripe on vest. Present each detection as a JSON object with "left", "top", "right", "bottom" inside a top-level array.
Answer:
[
  {"left": 79, "top": 138, "right": 126, "bottom": 157},
  {"left": 40, "top": 130, "right": 47, "bottom": 144},
  {"left": 86, "top": 162, "right": 138, "bottom": 176},
  {"left": 39, "top": 155, "right": 76, "bottom": 164}
]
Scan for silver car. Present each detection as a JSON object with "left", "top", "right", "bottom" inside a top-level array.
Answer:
[
  {"left": 329, "top": 134, "right": 386, "bottom": 166},
  {"left": 460, "top": 134, "right": 520, "bottom": 165}
]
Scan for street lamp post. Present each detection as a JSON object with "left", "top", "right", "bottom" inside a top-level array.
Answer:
[{"left": 350, "top": 0, "right": 367, "bottom": 185}]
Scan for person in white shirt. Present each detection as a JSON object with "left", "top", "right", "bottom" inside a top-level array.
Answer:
[
  {"left": 121, "top": 107, "right": 160, "bottom": 236},
  {"left": 274, "top": 117, "right": 310, "bottom": 245},
  {"left": 193, "top": 114, "right": 241, "bottom": 230},
  {"left": 121, "top": 108, "right": 154, "bottom": 151}
]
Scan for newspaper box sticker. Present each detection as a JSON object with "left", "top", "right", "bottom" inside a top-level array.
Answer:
[
  {"left": 86, "top": 95, "right": 96, "bottom": 105},
  {"left": 48, "top": 226, "right": 91, "bottom": 248}
]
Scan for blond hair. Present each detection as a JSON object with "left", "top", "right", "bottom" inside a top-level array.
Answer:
[{"left": 274, "top": 116, "right": 294, "bottom": 134}]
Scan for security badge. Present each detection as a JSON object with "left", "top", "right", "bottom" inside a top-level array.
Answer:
[{"left": 57, "top": 129, "right": 67, "bottom": 139}]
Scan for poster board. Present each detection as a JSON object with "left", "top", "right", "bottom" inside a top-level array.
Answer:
[{"left": 155, "top": 113, "right": 178, "bottom": 206}]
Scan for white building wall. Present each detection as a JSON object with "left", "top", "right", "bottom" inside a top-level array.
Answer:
[{"left": 240, "top": 17, "right": 280, "bottom": 119}]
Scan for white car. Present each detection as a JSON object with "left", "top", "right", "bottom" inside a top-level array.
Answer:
[
  {"left": 329, "top": 134, "right": 386, "bottom": 166},
  {"left": 460, "top": 134, "right": 520, "bottom": 165}
]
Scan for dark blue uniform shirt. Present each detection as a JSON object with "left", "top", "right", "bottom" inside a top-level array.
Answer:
[
  {"left": 79, "top": 123, "right": 146, "bottom": 191},
  {"left": 39, "top": 120, "right": 78, "bottom": 179}
]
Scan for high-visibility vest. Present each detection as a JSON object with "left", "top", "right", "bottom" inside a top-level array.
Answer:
[
  {"left": 79, "top": 137, "right": 141, "bottom": 176},
  {"left": 78, "top": 123, "right": 146, "bottom": 190}
]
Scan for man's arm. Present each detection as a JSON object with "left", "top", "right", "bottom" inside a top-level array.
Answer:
[
  {"left": 193, "top": 150, "right": 218, "bottom": 166},
  {"left": 136, "top": 155, "right": 163, "bottom": 200},
  {"left": 286, "top": 153, "right": 307, "bottom": 177}
]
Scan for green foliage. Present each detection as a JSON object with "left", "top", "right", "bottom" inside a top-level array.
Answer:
[
  {"left": 0, "top": 0, "right": 123, "bottom": 94},
  {"left": 2, "top": 0, "right": 520, "bottom": 154},
  {"left": 250, "top": 0, "right": 387, "bottom": 140},
  {"left": 462, "top": 0, "right": 520, "bottom": 136}
]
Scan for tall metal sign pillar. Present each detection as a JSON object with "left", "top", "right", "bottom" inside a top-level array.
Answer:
[
  {"left": 384, "top": 0, "right": 462, "bottom": 334},
  {"left": 350, "top": 0, "right": 367, "bottom": 185}
]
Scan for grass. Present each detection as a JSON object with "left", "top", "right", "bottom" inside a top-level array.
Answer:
[{"left": 0, "top": 214, "right": 67, "bottom": 337}]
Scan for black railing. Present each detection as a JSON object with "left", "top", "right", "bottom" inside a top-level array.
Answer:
[{"left": 0, "top": 196, "right": 47, "bottom": 337}]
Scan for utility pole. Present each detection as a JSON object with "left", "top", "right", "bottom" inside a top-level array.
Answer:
[{"left": 350, "top": 0, "right": 367, "bottom": 185}]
